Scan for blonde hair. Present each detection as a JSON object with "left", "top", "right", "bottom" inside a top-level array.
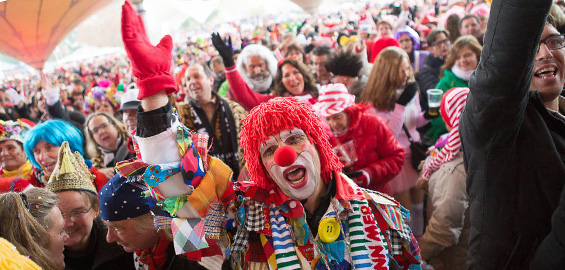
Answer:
[
  {"left": 0, "top": 189, "right": 60, "bottom": 270},
  {"left": 441, "top": 35, "right": 483, "bottom": 73},
  {"left": 84, "top": 112, "right": 128, "bottom": 168},
  {"left": 362, "top": 46, "right": 414, "bottom": 111}
]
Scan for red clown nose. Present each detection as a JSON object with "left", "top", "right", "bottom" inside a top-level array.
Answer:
[{"left": 274, "top": 145, "right": 297, "bottom": 167}]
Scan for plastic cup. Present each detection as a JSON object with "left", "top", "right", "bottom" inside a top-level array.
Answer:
[{"left": 427, "top": 89, "right": 443, "bottom": 116}]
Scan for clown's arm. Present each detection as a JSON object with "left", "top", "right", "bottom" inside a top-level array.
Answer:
[{"left": 121, "top": 1, "right": 231, "bottom": 220}]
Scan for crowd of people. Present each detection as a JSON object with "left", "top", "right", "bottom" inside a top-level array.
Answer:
[{"left": 0, "top": 0, "right": 564, "bottom": 269}]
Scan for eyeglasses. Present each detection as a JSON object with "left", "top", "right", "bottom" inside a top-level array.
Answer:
[
  {"left": 538, "top": 34, "right": 565, "bottom": 52},
  {"left": 62, "top": 206, "right": 92, "bottom": 220},
  {"left": 434, "top": 39, "right": 450, "bottom": 47},
  {"left": 90, "top": 122, "right": 109, "bottom": 135}
]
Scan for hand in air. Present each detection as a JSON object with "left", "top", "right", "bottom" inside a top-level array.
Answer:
[
  {"left": 211, "top": 32, "right": 235, "bottom": 67},
  {"left": 121, "top": 1, "right": 176, "bottom": 99}
]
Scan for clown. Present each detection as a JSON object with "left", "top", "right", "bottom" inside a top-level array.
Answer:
[{"left": 230, "top": 97, "right": 422, "bottom": 269}]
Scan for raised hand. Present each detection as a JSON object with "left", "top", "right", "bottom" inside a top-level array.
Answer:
[
  {"left": 40, "top": 72, "right": 60, "bottom": 106},
  {"left": 397, "top": 82, "right": 418, "bottom": 106},
  {"left": 121, "top": 1, "right": 176, "bottom": 99},
  {"left": 211, "top": 32, "right": 235, "bottom": 67}
]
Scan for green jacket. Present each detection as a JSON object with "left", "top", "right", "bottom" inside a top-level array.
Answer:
[{"left": 424, "top": 69, "right": 468, "bottom": 142}]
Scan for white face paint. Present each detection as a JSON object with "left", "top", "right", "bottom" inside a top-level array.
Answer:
[{"left": 259, "top": 128, "right": 321, "bottom": 200}]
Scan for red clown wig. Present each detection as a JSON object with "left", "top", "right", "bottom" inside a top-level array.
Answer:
[{"left": 240, "top": 97, "right": 342, "bottom": 191}]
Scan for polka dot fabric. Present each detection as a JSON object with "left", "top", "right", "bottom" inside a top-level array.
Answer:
[{"left": 99, "top": 174, "right": 150, "bottom": 221}]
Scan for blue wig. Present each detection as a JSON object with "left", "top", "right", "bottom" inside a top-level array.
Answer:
[{"left": 24, "top": 120, "right": 84, "bottom": 169}]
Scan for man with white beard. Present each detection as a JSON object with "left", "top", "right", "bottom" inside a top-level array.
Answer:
[
  {"left": 217, "top": 43, "right": 278, "bottom": 97},
  {"left": 236, "top": 44, "right": 278, "bottom": 94}
]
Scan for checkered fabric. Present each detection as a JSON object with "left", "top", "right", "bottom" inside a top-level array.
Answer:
[
  {"left": 230, "top": 230, "right": 249, "bottom": 254},
  {"left": 246, "top": 201, "right": 265, "bottom": 231},
  {"left": 171, "top": 218, "right": 209, "bottom": 254},
  {"left": 247, "top": 233, "right": 266, "bottom": 262},
  {"left": 154, "top": 215, "right": 172, "bottom": 233},
  {"left": 387, "top": 229, "right": 404, "bottom": 255},
  {"left": 204, "top": 203, "right": 227, "bottom": 239},
  {"left": 397, "top": 219, "right": 411, "bottom": 241}
]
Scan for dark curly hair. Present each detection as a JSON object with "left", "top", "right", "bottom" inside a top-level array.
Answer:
[
  {"left": 325, "top": 51, "right": 363, "bottom": 78},
  {"left": 273, "top": 58, "right": 318, "bottom": 98}
]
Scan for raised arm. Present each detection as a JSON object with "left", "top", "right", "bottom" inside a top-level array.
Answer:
[
  {"left": 460, "top": 0, "right": 552, "bottom": 150},
  {"left": 120, "top": 2, "right": 234, "bottom": 224},
  {"left": 211, "top": 33, "right": 275, "bottom": 111}
]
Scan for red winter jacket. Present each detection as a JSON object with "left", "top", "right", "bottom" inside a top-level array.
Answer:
[{"left": 328, "top": 105, "right": 405, "bottom": 195}]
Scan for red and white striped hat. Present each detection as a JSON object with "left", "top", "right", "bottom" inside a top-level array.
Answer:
[
  {"left": 422, "top": 87, "right": 470, "bottom": 180},
  {"left": 312, "top": 83, "right": 356, "bottom": 118}
]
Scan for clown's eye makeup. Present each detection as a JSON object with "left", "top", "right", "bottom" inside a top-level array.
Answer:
[
  {"left": 280, "top": 128, "right": 306, "bottom": 142},
  {"left": 261, "top": 146, "right": 276, "bottom": 157},
  {"left": 285, "top": 135, "right": 304, "bottom": 145},
  {"left": 260, "top": 136, "right": 278, "bottom": 158}
]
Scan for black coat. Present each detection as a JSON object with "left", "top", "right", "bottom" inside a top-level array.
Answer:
[
  {"left": 64, "top": 217, "right": 134, "bottom": 270},
  {"left": 459, "top": 0, "right": 565, "bottom": 269},
  {"left": 114, "top": 138, "right": 136, "bottom": 164},
  {"left": 533, "top": 178, "right": 565, "bottom": 269},
  {"left": 417, "top": 54, "right": 444, "bottom": 111}
]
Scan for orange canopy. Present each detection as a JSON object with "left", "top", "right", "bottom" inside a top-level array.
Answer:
[{"left": 0, "top": 0, "right": 114, "bottom": 70}]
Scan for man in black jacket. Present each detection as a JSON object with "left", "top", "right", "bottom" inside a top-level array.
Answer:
[
  {"left": 417, "top": 30, "right": 450, "bottom": 111},
  {"left": 460, "top": 0, "right": 565, "bottom": 268}
]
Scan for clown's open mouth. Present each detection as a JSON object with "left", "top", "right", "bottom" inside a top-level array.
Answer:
[{"left": 284, "top": 166, "right": 307, "bottom": 188}]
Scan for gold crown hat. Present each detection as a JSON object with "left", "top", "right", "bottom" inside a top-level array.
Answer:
[{"left": 47, "top": 141, "right": 97, "bottom": 195}]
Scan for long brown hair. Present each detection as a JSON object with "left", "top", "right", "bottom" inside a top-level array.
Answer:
[
  {"left": 441, "top": 35, "right": 483, "bottom": 73},
  {"left": 0, "top": 189, "right": 60, "bottom": 270},
  {"left": 362, "top": 46, "right": 414, "bottom": 111},
  {"left": 273, "top": 59, "right": 318, "bottom": 98}
]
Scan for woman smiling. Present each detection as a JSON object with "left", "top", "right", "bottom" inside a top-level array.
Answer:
[
  {"left": 46, "top": 142, "right": 133, "bottom": 270},
  {"left": 0, "top": 120, "right": 34, "bottom": 185}
]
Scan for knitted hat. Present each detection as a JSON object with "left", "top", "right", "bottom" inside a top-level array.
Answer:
[
  {"left": 369, "top": 36, "right": 400, "bottom": 63},
  {"left": 46, "top": 141, "right": 97, "bottom": 195},
  {"left": 441, "top": 87, "right": 469, "bottom": 129},
  {"left": 99, "top": 175, "right": 150, "bottom": 221},
  {"left": 422, "top": 87, "right": 469, "bottom": 180},
  {"left": 312, "top": 84, "right": 356, "bottom": 118},
  {"left": 0, "top": 238, "right": 41, "bottom": 270},
  {"left": 0, "top": 119, "right": 33, "bottom": 144}
]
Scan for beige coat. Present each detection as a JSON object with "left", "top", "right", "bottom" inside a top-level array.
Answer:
[{"left": 419, "top": 152, "right": 470, "bottom": 270}]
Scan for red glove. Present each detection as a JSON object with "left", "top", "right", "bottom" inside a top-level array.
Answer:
[{"left": 121, "top": 1, "right": 176, "bottom": 99}]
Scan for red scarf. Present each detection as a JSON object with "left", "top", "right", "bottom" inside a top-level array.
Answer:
[{"left": 135, "top": 237, "right": 170, "bottom": 270}]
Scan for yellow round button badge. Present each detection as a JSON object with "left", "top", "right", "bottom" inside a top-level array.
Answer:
[{"left": 318, "top": 218, "right": 340, "bottom": 243}]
